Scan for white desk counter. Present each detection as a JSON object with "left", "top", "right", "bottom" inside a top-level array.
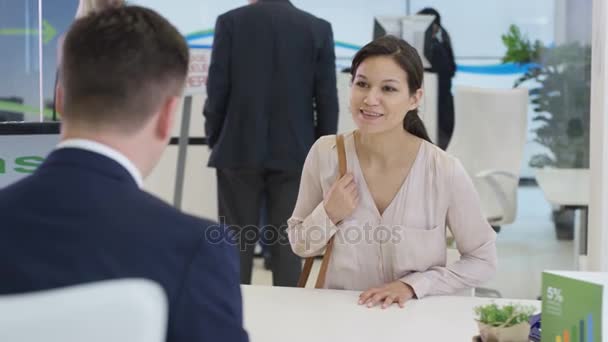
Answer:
[
  {"left": 242, "top": 285, "right": 540, "bottom": 342},
  {"left": 535, "top": 168, "right": 589, "bottom": 207}
]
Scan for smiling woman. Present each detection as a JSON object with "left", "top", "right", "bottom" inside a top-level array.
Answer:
[
  {"left": 288, "top": 35, "right": 497, "bottom": 309},
  {"left": 350, "top": 37, "right": 431, "bottom": 144}
]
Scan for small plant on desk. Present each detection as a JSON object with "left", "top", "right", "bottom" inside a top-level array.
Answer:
[{"left": 474, "top": 303, "right": 537, "bottom": 342}]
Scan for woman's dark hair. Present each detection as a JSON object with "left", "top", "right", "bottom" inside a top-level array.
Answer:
[{"left": 350, "top": 35, "right": 432, "bottom": 143}]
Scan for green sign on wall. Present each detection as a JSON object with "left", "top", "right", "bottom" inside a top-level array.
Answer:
[{"left": 0, "top": 156, "right": 44, "bottom": 174}]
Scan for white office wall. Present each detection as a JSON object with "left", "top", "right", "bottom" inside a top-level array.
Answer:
[
  {"left": 555, "top": 0, "right": 592, "bottom": 45},
  {"left": 135, "top": 0, "right": 555, "bottom": 58},
  {"left": 588, "top": 0, "right": 608, "bottom": 271},
  {"left": 133, "top": 0, "right": 402, "bottom": 45},
  {"left": 410, "top": 0, "right": 554, "bottom": 58}
]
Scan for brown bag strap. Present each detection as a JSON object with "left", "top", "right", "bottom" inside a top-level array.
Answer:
[
  {"left": 336, "top": 134, "right": 347, "bottom": 178},
  {"left": 297, "top": 258, "right": 314, "bottom": 287},
  {"left": 298, "top": 134, "right": 346, "bottom": 288}
]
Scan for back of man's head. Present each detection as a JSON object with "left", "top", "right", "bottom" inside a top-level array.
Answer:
[{"left": 60, "top": 6, "right": 188, "bottom": 134}]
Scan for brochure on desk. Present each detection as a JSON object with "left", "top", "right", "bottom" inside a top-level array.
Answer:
[{"left": 542, "top": 271, "right": 606, "bottom": 342}]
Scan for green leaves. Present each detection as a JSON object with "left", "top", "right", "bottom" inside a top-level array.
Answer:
[
  {"left": 501, "top": 24, "right": 591, "bottom": 169},
  {"left": 475, "top": 303, "right": 536, "bottom": 328},
  {"left": 525, "top": 43, "right": 591, "bottom": 168},
  {"left": 501, "top": 25, "right": 542, "bottom": 64}
]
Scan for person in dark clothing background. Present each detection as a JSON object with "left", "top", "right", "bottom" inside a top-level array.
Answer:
[
  {"left": 418, "top": 7, "right": 456, "bottom": 150},
  {"left": 203, "top": 0, "right": 339, "bottom": 287}
]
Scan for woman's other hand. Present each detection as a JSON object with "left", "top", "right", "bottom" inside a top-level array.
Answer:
[{"left": 359, "top": 281, "right": 416, "bottom": 309}]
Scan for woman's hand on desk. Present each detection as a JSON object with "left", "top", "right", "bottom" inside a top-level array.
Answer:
[
  {"left": 358, "top": 281, "right": 415, "bottom": 309},
  {"left": 323, "top": 173, "right": 359, "bottom": 225}
]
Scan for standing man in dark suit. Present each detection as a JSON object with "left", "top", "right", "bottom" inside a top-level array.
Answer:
[
  {"left": 204, "top": 0, "right": 339, "bottom": 286},
  {"left": 0, "top": 7, "right": 248, "bottom": 342}
]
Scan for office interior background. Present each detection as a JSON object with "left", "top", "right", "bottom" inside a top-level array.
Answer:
[{"left": 0, "top": 0, "right": 597, "bottom": 299}]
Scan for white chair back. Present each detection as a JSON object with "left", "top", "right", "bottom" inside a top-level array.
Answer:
[
  {"left": 447, "top": 86, "right": 528, "bottom": 226},
  {"left": 0, "top": 278, "right": 167, "bottom": 342}
]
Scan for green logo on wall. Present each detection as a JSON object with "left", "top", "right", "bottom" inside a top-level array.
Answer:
[
  {"left": 0, "top": 156, "right": 44, "bottom": 174},
  {"left": 0, "top": 19, "right": 57, "bottom": 43}
]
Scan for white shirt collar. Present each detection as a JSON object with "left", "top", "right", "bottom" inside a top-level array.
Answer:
[{"left": 56, "top": 139, "right": 143, "bottom": 188}]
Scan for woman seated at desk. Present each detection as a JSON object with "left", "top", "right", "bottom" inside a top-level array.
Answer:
[{"left": 287, "top": 36, "right": 497, "bottom": 309}]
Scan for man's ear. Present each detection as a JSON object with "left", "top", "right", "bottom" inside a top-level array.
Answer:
[
  {"left": 55, "top": 84, "right": 64, "bottom": 117},
  {"left": 156, "top": 96, "right": 180, "bottom": 141}
]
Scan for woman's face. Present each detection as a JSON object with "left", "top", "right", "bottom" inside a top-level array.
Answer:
[{"left": 350, "top": 55, "right": 422, "bottom": 135}]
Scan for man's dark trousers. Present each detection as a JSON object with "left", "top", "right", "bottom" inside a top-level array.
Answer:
[{"left": 217, "top": 168, "right": 301, "bottom": 286}]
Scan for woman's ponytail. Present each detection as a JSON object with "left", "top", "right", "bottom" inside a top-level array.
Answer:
[{"left": 403, "top": 109, "right": 432, "bottom": 143}]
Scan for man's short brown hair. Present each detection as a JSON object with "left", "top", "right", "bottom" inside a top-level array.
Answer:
[{"left": 61, "top": 6, "right": 189, "bottom": 132}]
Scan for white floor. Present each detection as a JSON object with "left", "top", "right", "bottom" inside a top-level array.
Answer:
[
  {"left": 250, "top": 186, "right": 576, "bottom": 300},
  {"left": 483, "top": 186, "right": 575, "bottom": 299}
]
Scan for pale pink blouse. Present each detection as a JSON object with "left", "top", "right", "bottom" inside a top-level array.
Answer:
[{"left": 287, "top": 132, "right": 497, "bottom": 298}]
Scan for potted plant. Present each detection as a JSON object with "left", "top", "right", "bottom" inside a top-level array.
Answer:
[
  {"left": 502, "top": 24, "right": 591, "bottom": 240},
  {"left": 474, "top": 303, "right": 536, "bottom": 342}
]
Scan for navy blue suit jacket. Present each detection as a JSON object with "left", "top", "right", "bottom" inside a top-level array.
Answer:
[
  {"left": 203, "top": 0, "right": 339, "bottom": 171},
  {"left": 0, "top": 148, "right": 248, "bottom": 342}
]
